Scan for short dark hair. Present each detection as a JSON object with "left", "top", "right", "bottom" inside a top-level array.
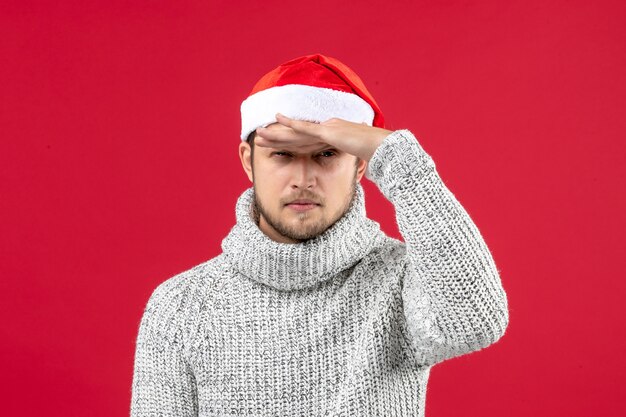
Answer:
[
  {"left": 246, "top": 131, "right": 256, "bottom": 167},
  {"left": 245, "top": 129, "right": 360, "bottom": 167},
  {"left": 246, "top": 130, "right": 256, "bottom": 149}
]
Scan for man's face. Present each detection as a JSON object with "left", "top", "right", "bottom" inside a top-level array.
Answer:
[{"left": 239, "top": 123, "right": 368, "bottom": 243}]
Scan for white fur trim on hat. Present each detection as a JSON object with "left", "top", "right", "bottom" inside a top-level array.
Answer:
[{"left": 240, "top": 84, "right": 375, "bottom": 141}]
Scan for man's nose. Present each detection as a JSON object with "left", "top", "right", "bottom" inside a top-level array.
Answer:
[{"left": 290, "top": 158, "right": 317, "bottom": 189}]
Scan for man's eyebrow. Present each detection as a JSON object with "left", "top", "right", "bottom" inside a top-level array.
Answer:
[
  {"left": 314, "top": 146, "right": 340, "bottom": 153},
  {"left": 271, "top": 146, "right": 340, "bottom": 155}
]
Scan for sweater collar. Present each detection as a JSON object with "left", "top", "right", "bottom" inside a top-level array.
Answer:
[{"left": 221, "top": 182, "right": 387, "bottom": 291}]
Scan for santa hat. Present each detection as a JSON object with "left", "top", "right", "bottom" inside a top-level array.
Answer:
[{"left": 240, "top": 53, "right": 385, "bottom": 141}]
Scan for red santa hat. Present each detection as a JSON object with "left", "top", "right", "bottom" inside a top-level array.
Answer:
[{"left": 240, "top": 53, "right": 385, "bottom": 141}]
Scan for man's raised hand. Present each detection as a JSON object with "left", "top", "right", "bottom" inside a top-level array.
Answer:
[{"left": 255, "top": 113, "right": 393, "bottom": 162}]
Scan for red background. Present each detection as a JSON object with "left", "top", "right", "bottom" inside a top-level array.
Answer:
[{"left": 1, "top": 1, "right": 624, "bottom": 416}]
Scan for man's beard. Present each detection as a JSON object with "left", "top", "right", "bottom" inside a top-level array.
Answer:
[{"left": 252, "top": 172, "right": 358, "bottom": 243}]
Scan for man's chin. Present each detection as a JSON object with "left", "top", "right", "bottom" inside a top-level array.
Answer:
[{"left": 280, "top": 222, "right": 329, "bottom": 241}]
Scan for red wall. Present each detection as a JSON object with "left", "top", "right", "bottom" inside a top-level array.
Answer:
[{"left": 1, "top": 1, "right": 624, "bottom": 415}]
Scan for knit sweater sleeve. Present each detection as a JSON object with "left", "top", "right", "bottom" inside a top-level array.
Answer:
[
  {"left": 130, "top": 276, "right": 198, "bottom": 416},
  {"left": 365, "top": 129, "right": 509, "bottom": 367}
]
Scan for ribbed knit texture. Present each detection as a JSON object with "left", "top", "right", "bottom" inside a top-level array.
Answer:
[{"left": 130, "top": 129, "right": 509, "bottom": 417}]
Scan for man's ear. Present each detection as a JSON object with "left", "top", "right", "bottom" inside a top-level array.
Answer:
[
  {"left": 239, "top": 141, "right": 254, "bottom": 183},
  {"left": 356, "top": 157, "right": 368, "bottom": 182}
]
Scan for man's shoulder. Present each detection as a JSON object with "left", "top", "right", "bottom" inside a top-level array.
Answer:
[
  {"left": 142, "top": 253, "right": 229, "bottom": 317},
  {"left": 363, "top": 235, "right": 409, "bottom": 269}
]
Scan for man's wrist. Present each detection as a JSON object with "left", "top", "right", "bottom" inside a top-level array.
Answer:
[{"left": 364, "top": 128, "right": 394, "bottom": 162}]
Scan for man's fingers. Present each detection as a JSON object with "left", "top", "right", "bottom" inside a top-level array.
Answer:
[
  {"left": 255, "top": 128, "right": 323, "bottom": 149},
  {"left": 254, "top": 113, "right": 328, "bottom": 149},
  {"left": 258, "top": 123, "right": 311, "bottom": 140},
  {"left": 276, "top": 113, "right": 321, "bottom": 137}
]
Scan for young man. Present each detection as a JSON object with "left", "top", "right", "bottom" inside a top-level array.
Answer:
[{"left": 130, "top": 53, "right": 509, "bottom": 416}]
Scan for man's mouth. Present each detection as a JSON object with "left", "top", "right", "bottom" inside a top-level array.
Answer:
[
  {"left": 288, "top": 199, "right": 318, "bottom": 205},
  {"left": 286, "top": 199, "right": 320, "bottom": 211}
]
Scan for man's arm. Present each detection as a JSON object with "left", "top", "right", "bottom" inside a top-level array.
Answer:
[
  {"left": 366, "top": 129, "right": 509, "bottom": 367},
  {"left": 256, "top": 115, "right": 509, "bottom": 367},
  {"left": 130, "top": 277, "right": 198, "bottom": 416}
]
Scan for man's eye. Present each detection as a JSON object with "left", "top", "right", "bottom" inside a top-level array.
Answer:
[
  {"left": 319, "top": 151, "right": 336, "bottom": 157},
  {"left": 274, "top": 152, "right": 291, "bottom": 157}
]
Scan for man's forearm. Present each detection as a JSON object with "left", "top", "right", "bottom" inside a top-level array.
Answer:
[{"left": 366, "top": 129, "right": 510, "bottom": 367}]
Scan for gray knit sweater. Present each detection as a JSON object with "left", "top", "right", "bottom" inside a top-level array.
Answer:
[{"left": 130, "top": 129, "right": 509, "bottom": 416}]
